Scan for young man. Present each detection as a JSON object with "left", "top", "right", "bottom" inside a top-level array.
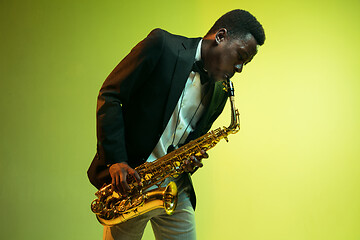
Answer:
[{"left": 88, "top": 9, "right": 265, "bottom": 240}]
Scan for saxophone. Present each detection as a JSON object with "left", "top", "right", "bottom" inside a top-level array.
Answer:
[{"left": 90, "top": 78, "right": 240, "bottom": 226}]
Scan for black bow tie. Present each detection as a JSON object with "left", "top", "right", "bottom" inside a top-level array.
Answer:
[{"left": 192, "top": 60, "right": 211, "bottom": 85}]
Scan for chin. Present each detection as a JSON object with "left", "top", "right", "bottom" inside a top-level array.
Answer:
[{"left": 211, "top": 74, "right": 227, "bottom": 82}]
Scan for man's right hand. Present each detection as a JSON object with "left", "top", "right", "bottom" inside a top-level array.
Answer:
[{"left": 109, "top": 162, "right": 142, "bottom": 195}]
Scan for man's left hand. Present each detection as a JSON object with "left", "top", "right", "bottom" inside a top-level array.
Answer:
[{"left": 182, "top": 150, "right": 208, "bottom": 172}]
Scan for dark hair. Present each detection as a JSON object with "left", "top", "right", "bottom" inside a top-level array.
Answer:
[{"left": 206, "top": 9, "right": 265, "bottom": 46}]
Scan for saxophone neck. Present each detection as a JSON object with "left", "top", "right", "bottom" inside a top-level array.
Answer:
[{"left": 226, "top": 78, "right": 240, "bottom": 133}]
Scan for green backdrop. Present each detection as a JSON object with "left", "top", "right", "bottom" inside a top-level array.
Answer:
[{"left": 1, "top": 0, "right": 359, "bottom": 239}]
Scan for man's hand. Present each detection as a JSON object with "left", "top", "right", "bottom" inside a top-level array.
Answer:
[
  {"left": 109, "top": 162, "right": 142, "bottom": 195},
  {"left": 182, "top": 150, "right": 208, "bottom": 172}
]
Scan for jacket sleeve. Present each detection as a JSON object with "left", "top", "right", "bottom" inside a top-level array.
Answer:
[{"left": 96, "top": 29, "right": 165, "bottom": 166}]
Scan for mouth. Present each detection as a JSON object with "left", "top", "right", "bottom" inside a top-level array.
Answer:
[{"left": 211, "top": 72, "right": 233, "bottom": 82}]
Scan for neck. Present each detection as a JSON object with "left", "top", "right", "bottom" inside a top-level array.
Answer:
[{"left": 201, "top": 34, "right": 215, "bottom": 70}]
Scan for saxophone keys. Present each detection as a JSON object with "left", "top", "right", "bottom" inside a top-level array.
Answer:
[{"left": 91, "top": 199, "right": 103, "bottom": 214}]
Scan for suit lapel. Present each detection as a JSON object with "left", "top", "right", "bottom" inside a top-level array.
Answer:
[
  {"left": 161, "top": 36, "right": 228, "bottom": 139},
  {"left": 162, "top": 39, "right": 200, "bottom": 130}
]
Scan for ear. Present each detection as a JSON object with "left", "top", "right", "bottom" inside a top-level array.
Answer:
[{"left": 215, "top": 28, "right": 228, "bottom": 44}]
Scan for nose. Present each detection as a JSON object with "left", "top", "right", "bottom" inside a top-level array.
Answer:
[{"left": 235, "top": 63, "right": 243, "bottom": 73}]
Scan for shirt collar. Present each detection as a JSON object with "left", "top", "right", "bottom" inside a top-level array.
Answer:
[{"left": 195, "top": 39, "right": 202, "bottom": 62}]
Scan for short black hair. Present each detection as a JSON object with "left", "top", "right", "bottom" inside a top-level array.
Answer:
[{"left": 206, "top": 9, "right": 265, "bottom": 46}]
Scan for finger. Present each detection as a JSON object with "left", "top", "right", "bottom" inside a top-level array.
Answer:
[
  {"left": 191, "top": 156, "right": 203, "bottom": 168},
  {"left": 129, "top": 169, "right": 142, "bottom": 186},
  {"left": 111, "top": 177, "right": 116, "bottom": 191},
  {"left": 186, "top": 160, "right": 194, "bottom": 171},
  {"left": 120, "top": 171, "right": 130, "bottom": 193},
  {"left": 182, "top": 159, "right": 192, "bottom": 172},
  {"left": 184, "top": 165, "right": 193, "bottom": 172},
  {"left": 114, "top": 174, "right": 122, "bottom": 193},
  {"left": 182, "top": 159, "right": 188, "bottom": 169},
  {"left": 200, "top": 150, "right": 209, "bottom": 159}
]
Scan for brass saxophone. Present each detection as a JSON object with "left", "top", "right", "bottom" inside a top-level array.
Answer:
[{"left": 90, "top": 78, "right": 240, "bottom": 226}]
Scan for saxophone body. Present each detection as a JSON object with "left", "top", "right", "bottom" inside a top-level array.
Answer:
[{"left": 91, "top": 79, "right": 240, "bottom": 226}]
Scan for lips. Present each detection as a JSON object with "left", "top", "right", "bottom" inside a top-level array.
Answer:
[{"left": 224, "top": 72, "right": 234, "bottom": 80}]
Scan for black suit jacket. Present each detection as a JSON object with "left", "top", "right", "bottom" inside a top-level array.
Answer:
[{"left": 87, "top": 29, "right": 228, "bottom": 208}]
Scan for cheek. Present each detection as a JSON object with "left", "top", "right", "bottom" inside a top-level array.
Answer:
[
  {"left": 207, "top": 50, "right": 234, "bottom": 74},
  {"left": 218, "top": 54, "right": 234, "bottom": 70},
  {"left": 216, "top": 51, "right": 231, "bottom": 68},
  {"left": 206, "top": 53, "right": 221, "bottom": 72}
]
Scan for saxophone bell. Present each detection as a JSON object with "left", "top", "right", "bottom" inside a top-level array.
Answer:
[{"left": 92, "top": 181, "right": 178, "bottom": 226}]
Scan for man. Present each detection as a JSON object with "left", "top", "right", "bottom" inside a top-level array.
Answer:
[{"left": 88, "top": 9, "right": 265, "bottom": 240}]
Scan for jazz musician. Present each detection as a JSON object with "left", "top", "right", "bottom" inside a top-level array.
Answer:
[{"left": 88, "top": 9, "right": 265, "bottom": 240}]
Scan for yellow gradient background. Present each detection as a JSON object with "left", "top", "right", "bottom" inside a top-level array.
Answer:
[{"left": 1, "top": 0, "right": 359, "bottom": 239}]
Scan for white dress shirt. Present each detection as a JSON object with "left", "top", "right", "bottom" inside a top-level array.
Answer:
[{"left": 146, "top": 39, "right": 206, "bottom": 162}]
